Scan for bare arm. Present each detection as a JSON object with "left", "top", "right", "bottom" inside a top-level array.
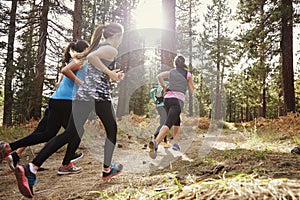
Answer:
[
  {"left": 87, "top": 45, "right": 123, "bottom": 81},
  {"left": 157, "top": 71, "right": 170, "bottom": 92},
  {"left": 61, "top": 60, "right": 84, "bottom": 85},
  {"left": 188, "top": 77, "right": 195, "bottom": 93}
]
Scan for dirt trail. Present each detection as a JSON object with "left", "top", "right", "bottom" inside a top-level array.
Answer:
[{"left": 1, "top": 117, "right": 300, "bottom": 199}]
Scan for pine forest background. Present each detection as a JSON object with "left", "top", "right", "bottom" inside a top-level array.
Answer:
[{"left": 0, "top": 0, "right": 300, "bottom": 126}]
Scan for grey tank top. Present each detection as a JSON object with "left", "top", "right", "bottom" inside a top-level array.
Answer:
[{"left": 168, "top": 68, "right": 188, "bottom": 94}]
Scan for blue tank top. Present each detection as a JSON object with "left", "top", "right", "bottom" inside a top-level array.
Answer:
[{"left": 50, "top": 62, "right": 88, "bottom": 100}]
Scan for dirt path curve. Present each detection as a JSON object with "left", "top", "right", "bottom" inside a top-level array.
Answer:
[{"left": 1, "top": 128, "right": 299, "bottom": 199}]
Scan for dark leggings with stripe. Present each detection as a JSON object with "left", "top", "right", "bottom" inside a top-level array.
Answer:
[
  {"left": 32, "top": 100, "right": 117, "bottom": 168},
  {"left": 9, "top": 99, "right": 72, "bottom": 151}
]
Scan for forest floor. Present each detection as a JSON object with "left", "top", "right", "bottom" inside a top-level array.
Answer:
[{"left": 1, "top": 113, "right": 300, "bottom": 199}]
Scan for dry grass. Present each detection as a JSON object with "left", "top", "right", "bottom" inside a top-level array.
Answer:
[{"left": 1, "top": 114, "right": 300, "bottom": 199}]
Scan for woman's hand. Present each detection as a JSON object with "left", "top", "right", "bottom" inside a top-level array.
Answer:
[
  {"left": 107, "top": 69, "right": 124, "bottom": 81},
  {"left": 162, "top": 85, "right": 168, "bottom": 93}
]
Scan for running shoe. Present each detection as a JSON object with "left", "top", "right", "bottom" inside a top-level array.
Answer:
[
  {"left": 15, "top": 164, "right": 36, "bottom": 198},
  {"left": 57, "top": 162, "right": 82, "bottom": 175},
  {"left": 70, "top": 152, "right": 84, "bottom": 163},
  {"left": 0, "top": 141, "right": 10, "bottom": 160},
  {"left": 102, "top": 162, "right": 123, "bottom": 181},
  {"left": 172, "top": 143, "right": 181, "bottom": 151},
  {"left": 7, "top": 152, "right": 20, "bottom": 170},
  {"left": 149, "top": 139, "right": 158, "bottom": 159},
  {"left": 291, "top": 146, "right": 300, "bottom": 154},
  {"left": 163, "top": 141, "right": 171, "bottom": 148}
]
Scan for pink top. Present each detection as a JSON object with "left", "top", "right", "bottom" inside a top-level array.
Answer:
[{"left": 164, "top": 72, "right": 191, "bottom": 102}]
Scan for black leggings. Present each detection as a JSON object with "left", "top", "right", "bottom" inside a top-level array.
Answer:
[
  {"left": 32, "top": 100, "right": 117, "bottom": 168},
  {"left": 9, "top": 99, "right": 72, "bottom": 151},
  {"left": 164, "top": 98, "right": 184, "bottom": 129},
  {"left": 154, "top": 106, "right": 167, "bottom": 142}
]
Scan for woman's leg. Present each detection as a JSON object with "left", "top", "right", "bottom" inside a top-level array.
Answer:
[
  {"left": 95, "top": 101, "right": 117, "bottom": 168},
  {"left": 61, "top": 101, "right": 93, "bottom": 166},
  {"left": 154, "top": 106, "right": 167, "bottom": 141},
  {"left": 9, "top": 100, "right": 72, "bottom": 151},
  {"left": 31, "top": 101, "right": 91, "bottom": 168},
  {"left": 155, "top": 98, "right": 182, "bottom": 145}
]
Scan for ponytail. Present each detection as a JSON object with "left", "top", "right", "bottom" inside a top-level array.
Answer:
[
  {"left": 73, "top": 25, "right": 105, "bottom": 60},
  {"left": 174, "top": 55, "right": 188, "bottom": 70},
  {"left": 62, "top": 42, "right": 76, "bottom": 68},
  {"left": 73, "top": 22, "right": 124, "bottom": 61}
]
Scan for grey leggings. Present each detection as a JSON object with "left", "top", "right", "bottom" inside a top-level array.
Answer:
[{"left": 32, "top": 100, "right": 117, "bottom": 168}]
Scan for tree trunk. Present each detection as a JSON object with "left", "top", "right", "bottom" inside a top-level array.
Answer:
[
  {"left": 214, "top": 12, "right": 222, "bottom": 120},
  {"left": 31, "top": 0, "right": 49, "bottom": 119},
  {"left": 188, "top": 0, "right": 193, "bottom": 116},
  {"left": 161, "top": 0, "right": 176, "bottom": 71},
  {"left": 281, "top": 0, "right": 295, "bottom": 113},
  {"left": 3, "top": 0, "right": 18, "bottom": 126},
  {"left": 73, "top": 0, "right": 83, "bottom": 40},
  {"left": 116, "top": 1, "right": 130, "bottom": 119},
  {"left": 25, "top": 1, "right": 36, "bottom": 121}
]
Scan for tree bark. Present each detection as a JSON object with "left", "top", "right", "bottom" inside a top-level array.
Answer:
[
  {"left": 281, "top": 0, "right": 295, "bottom": 113},
  {"left": 188, "top": 0, "right": 193, "bottom": 116},
  {"left": 161, "top": 0, "right": 176, "bottom": 71},
  {"left": 31, "top": 0, "right": 49, "bottom": 119},
  {"left": 3, "top": 0, "right": 18, "bottom": 126},
  {"left": 73, "top": 0, "right": 83, "bottom": 40}
]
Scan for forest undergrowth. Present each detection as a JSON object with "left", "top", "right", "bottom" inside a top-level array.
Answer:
[{"left": 1, "top": 113, "right": 300, "bottom": 199}]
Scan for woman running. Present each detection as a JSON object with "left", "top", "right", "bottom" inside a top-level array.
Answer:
[
  {"left": 149, "top": 55, "right": 195, "bottom": 159},
  {"left": 0, "top": 40, "right": 89, "bottom": 170},
  {"left": 14, "top": 22, "right": 125, "bottom": 198}
]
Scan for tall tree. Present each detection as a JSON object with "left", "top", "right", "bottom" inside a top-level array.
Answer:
[
  {"left": 200, "top": 0, "right": 235, "bottom": 120},
  {"left": 115, "top": 0, "right": 140, "bottom": 118},
  {"left": 31, "top": 0, "right": 49, "bottom": 119},
  {"left": 73, "top": 0, "right": 83, "bottom": 40},
  {"left": 235, "top": 0, "right": 295, "bottom": 118},
  {"left": 281, "top": 0, "right": 295, "bottom": 113},
  {"left": 0, "top": 2, "right": 9, "bottom": 60},
  {"left": 3, "top": 0, "right": 17, "bottom": 126},
  {"left": 177, "top": 0, "right": 201, "bottom": 116},
  {"left": 161, "top": 0, "right": 176, "bottom": 71},
  {"left": 14, "top": 0, "right": 38, "bottom": 123}
]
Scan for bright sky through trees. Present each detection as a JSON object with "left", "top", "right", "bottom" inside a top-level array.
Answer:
[
  {"left": 133, "top": 0, "right": 164, "bottom": 29},
  {"left": 133, "top": 0, "right": 299, "bottom": 69}
]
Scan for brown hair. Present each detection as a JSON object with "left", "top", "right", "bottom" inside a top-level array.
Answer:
[
  {"left": 62, "top": 40, "right": 89, "bottom": 68},
  {"left": 74, "top": 22, "right": 124, "bottom": 60},
  {"left": 174, "top": 55, "right": 188, "bottom": 70}
]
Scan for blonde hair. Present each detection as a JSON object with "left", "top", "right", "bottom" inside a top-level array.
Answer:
[{"left": 74, "top": 23, "right": 124, "bottom": 60}]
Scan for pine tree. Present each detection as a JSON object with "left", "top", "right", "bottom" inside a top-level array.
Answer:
[
  {"left": 161, "top": 0, "right": 176, "bottom": 71},
  {"left": 176, "top": 0, "right": 201, "bottom": 117},
  {"left": 200, "top": 0, "right": 236, "bottom": 120},
  {"left": 281, "top": 0, "right": 295, "bottom": 113},
  {"left": 235, "top": 0, "right": 295, "bottom": 118},
  {"left": 3, "top": 0, "right": 18, "bottom": 126}
]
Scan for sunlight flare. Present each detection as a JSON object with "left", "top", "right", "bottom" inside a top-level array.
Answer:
[{"left": 133, "top": 0, "right": 164, "bottom": 29}]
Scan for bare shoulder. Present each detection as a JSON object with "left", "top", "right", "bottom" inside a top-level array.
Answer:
[
  {"left": 89, "top": 45, "right": 118, "bottom": 61},
  {"left": 99, "top": 45, "right": 118, "bottom": 56}
]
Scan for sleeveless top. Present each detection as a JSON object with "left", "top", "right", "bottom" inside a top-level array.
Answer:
[
  {"left": 165, "top": 68, "right": 191, "bottom": 102},
  {"left": 75, "top": 44, "right": 116, "bottom": 102},
  {"left": 168, "top": 68, "right": 188, "bottom": 94},
  {"left": 51, "top": 62, "right": 88, "bottom": 100}
]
